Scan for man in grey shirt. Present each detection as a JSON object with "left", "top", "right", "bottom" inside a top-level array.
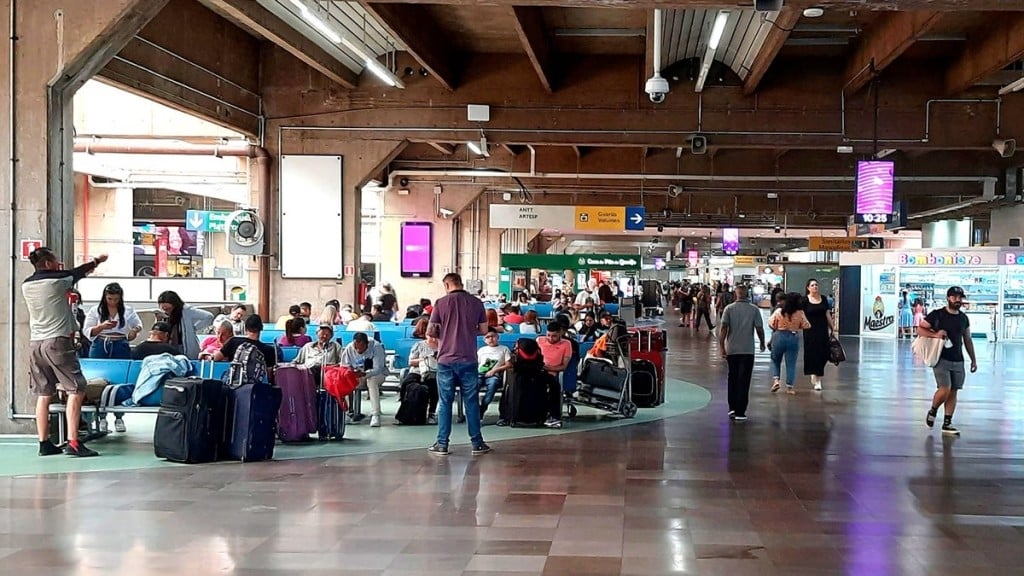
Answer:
[{"left": 717, "top": 285, "right": 765, "bottom": 422}]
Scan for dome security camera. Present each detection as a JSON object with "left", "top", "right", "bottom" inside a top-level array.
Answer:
[{"left": 645, "top": 73, "right": 670, "bottom": 104}]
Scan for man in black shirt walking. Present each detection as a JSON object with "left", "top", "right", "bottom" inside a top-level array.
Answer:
[{"left": 918, "top": 286, "right": 978, "bottom": 436}]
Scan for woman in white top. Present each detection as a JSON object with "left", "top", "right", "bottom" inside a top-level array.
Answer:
[{"left": 82, "top": 282, "right": 142, "bottom": 359}]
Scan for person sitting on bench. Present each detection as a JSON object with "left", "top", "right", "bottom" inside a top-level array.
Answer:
[{"left": 536, "top": 321, "right": 572, "bottom": 429}]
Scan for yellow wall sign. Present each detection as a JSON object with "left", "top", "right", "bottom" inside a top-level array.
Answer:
[
  {"left": 732, "top": 256, "right": 764, "bottom": 266},
  {"left": 574, "top": 206, "right": 625, "bottom": 231},
  {"left": 808, "top": 236, "right": 861, "bottom": 252}
]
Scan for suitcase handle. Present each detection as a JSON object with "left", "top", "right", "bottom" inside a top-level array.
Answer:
[{"left": 198, "top": 360, "right": 215, "bottom": 380}]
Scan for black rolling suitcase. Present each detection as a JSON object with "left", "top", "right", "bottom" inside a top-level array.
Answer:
[
  {"left": 498, "top": 369, "right": 549, "bottom": 427},
  {"left": 630, "top": 359, "right": 658, "bottom": 408},
  {"left": 578, "top": 358, "right": 627, "bottom": 403},
  {"left": 315, "top": 389, "right": 345, "bottom": 440},
  {"left": 154, "top": 376, "right": 225, "bottom": 463}
]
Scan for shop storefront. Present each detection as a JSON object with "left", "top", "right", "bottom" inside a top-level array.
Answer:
[
  {"left": 1000, "top": 250, "right": 1024, "bottom": 340},
  {"left": 842, "top": 248, "right": 1003, "bottom": 340},
  {"left": 498, "top": 253, "right": 641, "bottom": 301}
]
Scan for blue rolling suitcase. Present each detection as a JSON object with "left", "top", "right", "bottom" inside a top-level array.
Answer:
[
  {"left": 316, "top": 389, "right": 345, "bottom": 440},
  {"left": 222, "top": 383, "right": 282, "bottom": 462}
]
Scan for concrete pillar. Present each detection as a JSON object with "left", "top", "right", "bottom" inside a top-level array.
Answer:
[
  {"left": 73, "top": 176, "right": 134, "bottom": 275},
  {"left": 989, "top": 204, "right": 1024, "bottom": 246},
  {"left": 921, "top": 218, "right": 973, "bottom": 248},
  {"left": 0, "top": 0, "right": 168, "bottom": 432}
]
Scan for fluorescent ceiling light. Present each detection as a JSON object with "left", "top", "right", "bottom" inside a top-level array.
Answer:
[
  {"left": 364, "top": 59, "right": 396, "bottom": 87},
  {"left": 709, "top": 11, "right": 730, "bottom": 50},
  {"left": 999, "top": 76, "right": 1024, "bottom": 95},
  {"left": 467, "top": 141, "right": 483, "bottom": 156},
  {"left": 287, "top": 0, "right": 341, "bottom": 43}
]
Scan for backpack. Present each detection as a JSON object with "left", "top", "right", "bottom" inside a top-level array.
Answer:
[
  {"left": 225, "top": 341, "right": 268, "bottom": 389},
  {"left": 720, "top": 291, "right": 735, "bottom": 307},
  {"left": 396, "top": 373, "right": 429, "bottom": 425},
  {"left": 513, "top": 338, "right": 545, "bottom": 375}
]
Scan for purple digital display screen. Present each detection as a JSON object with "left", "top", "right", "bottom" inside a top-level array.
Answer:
[
  {"left": 400, "top": 222, "right": 432, "bottom": 277},
  {"left": 723, "top": 228, "right": 739, "bottom": 255},
  {"left": 856, "top": 160, "right": 894, "bottom": 215}
]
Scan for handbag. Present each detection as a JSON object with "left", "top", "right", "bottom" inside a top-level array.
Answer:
[
  {"left": 911, "top": 336, "right": 944, "bottom": 367},
  {"left": 828, "top": 336, "right": 846, "bottom": 365}
]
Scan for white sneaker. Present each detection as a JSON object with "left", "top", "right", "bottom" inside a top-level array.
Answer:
[
  {"left": 813, "top": 381, "right": 822, "bottom": 391},
  {"left": 98, "top": 418, "right": 109, "bottom": 433},
  {"left": 114, "top": 418, "right": 126, "bottom": 433},
  {"left": 370, "top": 413, "right": 381, "bottom": 428}
]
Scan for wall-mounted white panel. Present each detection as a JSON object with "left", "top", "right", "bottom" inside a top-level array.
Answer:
[{"left": 280, "top": 155, "right": 344, "bottom": 278}]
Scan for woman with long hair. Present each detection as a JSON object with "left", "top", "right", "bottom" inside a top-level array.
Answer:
[
  {"left": 898, "top": 290, "right": 914, "bottom": 338},
  {"left": 83, "top": 283, "right": 142, "bottom": 359},
  {"left": 412, "top": 316, "right": 430, "bottom": 339},
  {"left": 485, "top": 308, "right": 502, "bottom": 331},
  {"left": 802, "top": 278, "right": 836, "bottom": 391},
  {"left": 156, "top": 290, "right": 213, "bottom": 359},
  {"left": 768, "top": 292, "right": 811, "bottom": 394},
  {"left": 279, "top": 317, "right": 312, "bottom": 347},
  {"left": 519, "top": 309, "right": 541, "bottom": 335},
  {"left": 318, "top": 304, "right": 340, "bottom": 326},
  {"left": 577, "top": 312, "right": 600, "bottom": 342}
]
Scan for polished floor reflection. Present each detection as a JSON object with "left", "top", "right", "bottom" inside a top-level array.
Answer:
[{"left": 1, "top": 331, "right": 1023, "bottom": 576}]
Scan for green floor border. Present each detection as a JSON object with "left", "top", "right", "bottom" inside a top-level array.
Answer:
[{"left": 0, "top": 378, "right": 710, "bottom": 477}]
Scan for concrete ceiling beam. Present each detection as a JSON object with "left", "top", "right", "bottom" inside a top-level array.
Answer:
[
  {"left": 358, "top": 1, "right": 1024, "bottom": 10},
  {"left": 743, "top": 7, "right": 800, "bottom": 96},
  {"left": 204, "top": 0, "right": 359, "bottom": 89},
  {"left": 361, "top": 3, "right": 460, "bottom": 91},
  {"left": 844, "top": 11, "right": 944, "bottom": 95},
  {"left": 511, "top": 6, "right": 556, "bottom": 93},
  {"left": 945, "top": 14, "right": 1024, "bottom": 95}
]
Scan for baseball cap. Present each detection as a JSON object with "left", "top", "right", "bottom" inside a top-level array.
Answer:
[
  {"left": 151, "top": 321, "right": 171, "bottom": 333},
  {"left": 947, "top": 286, "right": 966, "bottom": 297}
]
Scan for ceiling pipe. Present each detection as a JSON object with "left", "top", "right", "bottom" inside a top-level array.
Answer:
[{"left": 72, "top": 136, "right": 272, "bottom": 318}]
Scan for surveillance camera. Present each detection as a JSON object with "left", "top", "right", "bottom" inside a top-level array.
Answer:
[
  {"left": 645, "top": 73, "right": 669, "bottom": 104},
  {"left": 657, "top": 224, "right": 664, "bottom": 233},
  {"left": 399, "top": 177, "right": 409, "bottom": 187},
  {"left": 774, "top": 225, "right": 781, "bottom": 234},
  {"left": 438, "top": 208, "right": 454, "bottom": 218}
]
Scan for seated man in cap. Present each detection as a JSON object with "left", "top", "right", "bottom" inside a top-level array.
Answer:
[{"left": 132, "top": 321, "right": 181, "bottom": 360}]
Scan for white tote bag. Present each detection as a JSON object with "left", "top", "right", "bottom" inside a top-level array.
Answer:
[{"left": 911, "top": 336, "right": 945, "bottom": 367}]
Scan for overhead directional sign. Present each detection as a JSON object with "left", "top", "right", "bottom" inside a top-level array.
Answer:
[
  {"left": 575, "top": 206, "right": 625, "bottom": 231},
  {"left": 185, "top": 210, "right": 232, "bottom": 232},
  {"left": 624, "top": 206, "right": 646, "bottom": 231},
  {"left": 488, "top": 204, "right": 574, "bottom": 229},
  {"left": 808, "top": 236, "right": 865, "bottom": 252}
]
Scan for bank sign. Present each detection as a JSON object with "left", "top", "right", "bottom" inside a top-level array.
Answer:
[{"left": 578, "top": 256, "right": 639, "bottom": 267}]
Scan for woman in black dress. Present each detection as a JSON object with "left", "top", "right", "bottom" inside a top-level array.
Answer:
[{"left": 802, "top": 278, "right": 836, "bottom": 391}]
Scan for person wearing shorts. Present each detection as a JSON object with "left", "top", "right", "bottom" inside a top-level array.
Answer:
[
  {"left": 917, "top": 286, "right": 978, "bottom": 436},
  {"left": 23, "top": 247, "right": 108, "bottom": 457}
]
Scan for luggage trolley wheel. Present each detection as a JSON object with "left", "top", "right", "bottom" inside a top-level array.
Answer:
[{"left": 621, "top": 402, "right": 638, "bottom": 419}]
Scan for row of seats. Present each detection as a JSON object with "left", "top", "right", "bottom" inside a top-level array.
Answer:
[
  {"left": 81, "top": 358, "right": 232, "bottom": 385},
  {"left": 483, "top": 302, "right": 620, "bottom": 317},
  {"left": 261, "top": 320, "right": 555, "bottom": 352}
]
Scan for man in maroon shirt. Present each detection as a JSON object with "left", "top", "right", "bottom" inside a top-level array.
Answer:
[{"left": 427, "top": 273, "right": 490, "bottom": 456}]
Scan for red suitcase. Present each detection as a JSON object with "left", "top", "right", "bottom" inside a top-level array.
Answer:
[{"left": 628, "top": 328, "right": 666, "bottom": 405}]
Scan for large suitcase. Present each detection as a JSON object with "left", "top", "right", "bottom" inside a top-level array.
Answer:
[
  {"left": 498, "top": 369, "right": 550, "bottom": 427},
  {"left": 315, "top": 389, "right": 345, "bottom": 440},
  {"left": 577, "top": 358, "right": 627, "bottom": 403},
  {"left": 154, "top": 377, "right": 225, "bottom": 463},
  {"left": 630, "top": 359, "right": 658, "bottom": 408},
  {"left": 275, "top": 364, "right": 317, "bottom": 442},
  {"left": 222, "top": 383, "right": 282, "bottom": 462},
  {"left": 629, "top": 328, "right": 666, "bottom": 404}
]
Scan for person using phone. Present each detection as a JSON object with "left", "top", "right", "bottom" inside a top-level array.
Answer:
[
  {"left": 82, "top": 282, "right": 142, "bottom": 359},
  {"left": 339, "top": 332, "right": 387, "bottom": 427}
]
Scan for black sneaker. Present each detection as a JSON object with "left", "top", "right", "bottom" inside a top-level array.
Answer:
[
  {"left": 941, "top": 424, "right": 960, "bottom": 436},
  {"left": 926, "top": 409, "right": 937, "bottom": 428},
  {"left": 732, "top": 415, "right": 748, "bottom": 422},
  {"left": 64, "top": 442, "right": 99, "bottom": 457},
  {"left": 39, "top": 440, "right": 63, "bottom": 456},
  {"left": 472, "top": 443, "right": 492, "bottom": 455},
  {"left": 428, "top": 442, "right": 449, "bottom": 456},
  {"left": 544, "top": 417, "right": 563, "bottom": 429},
  {"left": 495, "top": 419, "right": 509, "bottom": 427}
]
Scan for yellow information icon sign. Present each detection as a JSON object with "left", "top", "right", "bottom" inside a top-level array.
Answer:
[{"left": 574, "top": 206, "right": 626, "bottom": 231}]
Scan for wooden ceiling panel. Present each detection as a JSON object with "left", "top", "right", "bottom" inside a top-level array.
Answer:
[
  {"left": 553, "top": 36, "right": 644, "bottom": 55},
  {"left": 424, "top": 5, "right": 522, "bottom": 53},
  {"left": 543, "top": 6, "right": 646, "bottom": 29}
]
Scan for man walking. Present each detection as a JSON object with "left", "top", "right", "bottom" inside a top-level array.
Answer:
[
  {"left": 427, "top": 273, "right": 490, "bottom": 456},
  {"left": 717, "top": 285, "right": 765, "bottom": 422},
  {"left": 918, "top": 286, "right": 977, "bottom": 436},
  {"left": 24, "top": 248, "right": 108, "bottom": 457}
]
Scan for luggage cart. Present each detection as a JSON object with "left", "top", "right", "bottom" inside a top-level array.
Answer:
[{"left": 567, "top": 323, "right": 637, "bottom": 419}]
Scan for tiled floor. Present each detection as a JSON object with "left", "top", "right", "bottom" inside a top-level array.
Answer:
[{"left": 2, "top": 328, "right": 1023, "bottom": 575}]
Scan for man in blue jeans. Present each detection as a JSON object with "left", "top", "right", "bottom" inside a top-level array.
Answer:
[{"left": 427, "top": 273, "right": 490, "bottom": 456}]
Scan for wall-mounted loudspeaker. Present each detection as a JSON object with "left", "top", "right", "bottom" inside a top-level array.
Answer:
[
  {"left": 1010, "top": 237, "right": 1022, "bottom": 247},
  {"left": 691, "top": 135, "right": 707, "bottom": 155}
]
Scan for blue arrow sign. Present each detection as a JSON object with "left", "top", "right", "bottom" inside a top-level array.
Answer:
[
  {"left": 625, "top": 206, "right": 646, "bottom": 230},
  {"left": 185, "top": 210, "right": 209, "bottom": 232}
]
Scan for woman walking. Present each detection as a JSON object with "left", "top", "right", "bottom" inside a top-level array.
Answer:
[
  {"left": 803, "top": 279, "right": 836, "bottom": 391},
  {"left": 898, "top": 290, "right": 913, "bottom": 338},
  {"left": 768, "top": 292, "right": 811, "bottom": 394},
  {"left": 82, "top": 283, "right": 142, "bottom": 359},
  {"left": 156, "top": 291, "right": 214, "bottom": 359}
]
